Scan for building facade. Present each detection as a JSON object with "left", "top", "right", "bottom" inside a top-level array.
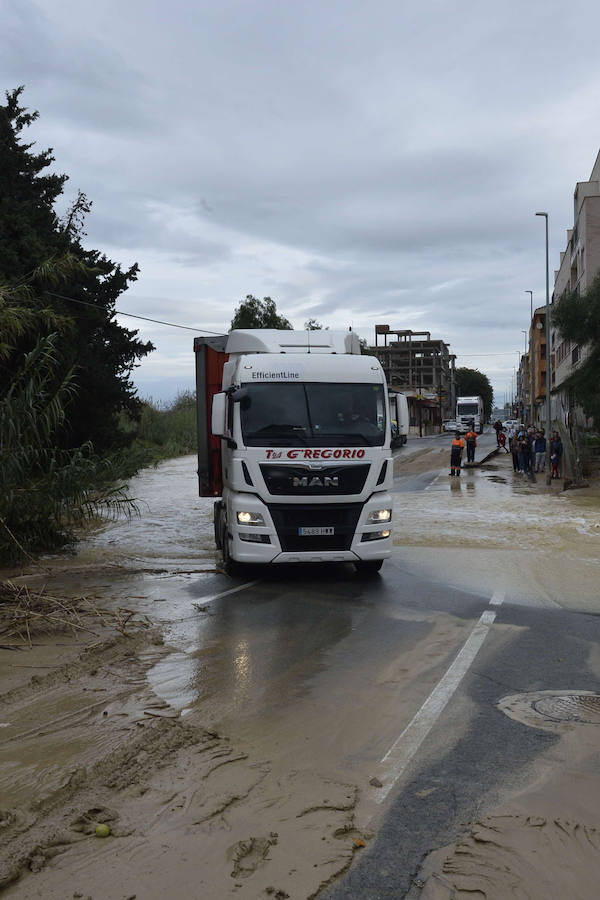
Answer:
[{"left": 551, "top": 150, "right": 600, "bottom": 430}]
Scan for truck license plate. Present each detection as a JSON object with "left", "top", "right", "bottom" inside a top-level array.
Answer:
[{"left": 298, "top": 526, "right": 334, "bottom": 536}]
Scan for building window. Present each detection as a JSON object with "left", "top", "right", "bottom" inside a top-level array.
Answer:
[{"left": 572, "top": 345, "right": 580, "bottom": 364}]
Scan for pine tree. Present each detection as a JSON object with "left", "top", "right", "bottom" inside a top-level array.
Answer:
[{"left": 0, "top": 86, "right": 154, "bottom": 454}]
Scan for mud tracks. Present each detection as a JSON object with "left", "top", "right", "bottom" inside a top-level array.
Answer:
[{"left": 0, "top": 627, "right": 364, "bottom": 899}]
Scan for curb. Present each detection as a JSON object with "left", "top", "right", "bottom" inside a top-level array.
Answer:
[{"left": 463, "top": 447, "right": 501, "bottom": 468}]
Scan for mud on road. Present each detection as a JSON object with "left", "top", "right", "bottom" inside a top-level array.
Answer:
[
  {"left": 0, "top": 617, "right": 363, "bottom": 900},
  {"left": 2, "top": 451, "right": 600, "bottom": 899},
  {"left": 0, "top": 456, "right": 368, "bottom": 899}
]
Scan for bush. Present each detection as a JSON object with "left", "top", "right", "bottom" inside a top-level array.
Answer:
[
  {"left": 126, "top": 391, "right": 197, "bottom": 461},
  {"left": 0, "top": 333, "right": 139, "bottom": 563}
]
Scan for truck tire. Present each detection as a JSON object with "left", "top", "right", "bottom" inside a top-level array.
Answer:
[
  {"left": 214, "top": 501, "right": 223, "bottom": 549},
  {"left": 221, "top": 523, "right": 243, "bottom": 577},
  {"left": 354, "top": 559, "right": 384, "bottom": 575}
]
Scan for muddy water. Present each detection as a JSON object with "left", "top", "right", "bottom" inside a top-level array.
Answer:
[
  {"left": 13, "top": 452, "right": 600, "bottom": 699},
  {"left": 3, "top": 451, "right": 600, "bottom": 899},
  {"left": 393, "top": 453, "right": 600, "bottom": 611},
  {"left": 67, "top": 455, "right": 218, "bottom": 573},
  {"left": 19, "top": 449, "right": 599, "bottom": 739}
]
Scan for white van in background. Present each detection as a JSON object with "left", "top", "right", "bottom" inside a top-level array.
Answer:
[{"left": 389, "top": 392, "right": 409, "bottom": 447}]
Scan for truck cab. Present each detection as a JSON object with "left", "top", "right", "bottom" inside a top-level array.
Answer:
[{"left": 196, "top": 330, "right": 393, "bottom": 575}]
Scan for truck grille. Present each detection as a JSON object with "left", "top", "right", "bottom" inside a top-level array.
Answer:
[
  {"left": 260, "top": 464, "right": 369, "bottom": 496},
  {"left": 267, "top": 503, "right": 363, "bottom": 551}
]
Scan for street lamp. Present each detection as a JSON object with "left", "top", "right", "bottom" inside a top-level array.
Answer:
[
  {"left": 521, "top": 330, "right": 527, "bottom": 352},
  {"left": 535, "top": 212, "right": 552, "bottom": 484},
  {"left": 525, "top": 290, "right": 533, "bottom": 320}
]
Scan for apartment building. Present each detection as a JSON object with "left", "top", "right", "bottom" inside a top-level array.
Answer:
[
  {"left": 551, "top": 149, "right": 600, "bottom": 428},
  {"left": 369, "top": 326, "right": 456, "bottom": 435},
  {"left": 529, "top": 307, "right": 548, "bottom": 422}
]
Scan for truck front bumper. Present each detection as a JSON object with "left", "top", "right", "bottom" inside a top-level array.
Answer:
[{"left": 226, "top": 492, "right": 393, "bottom": 564}]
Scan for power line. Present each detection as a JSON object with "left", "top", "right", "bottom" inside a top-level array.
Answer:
[{"left": 46, "top": 291, "right": 223, "bottom": 334}]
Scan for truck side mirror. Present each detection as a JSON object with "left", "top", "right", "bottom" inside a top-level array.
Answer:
[
  {"left": 231, "top": 387, "right": 251, "bottom": 410},
  {"left": 211, "top": 392, "right": 228, "bottom": 437}
]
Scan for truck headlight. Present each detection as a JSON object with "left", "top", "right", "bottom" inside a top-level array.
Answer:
[
  {"left": 236, "top": 511, "right": 265, "bottom": 526},
  {"left": 367, "top": 508, "right": 392, "bottom": 524}
]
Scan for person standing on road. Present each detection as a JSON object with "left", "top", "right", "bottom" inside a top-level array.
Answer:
[
  {"left": 494, "top": 419, "right": 503, "bottom": 445},
  {"left": 517, "top": 428, "right": 531, "bottom": 474},
  {"left": 528, "top": 426, "right": 536, "bottom": 472},
  {"left": 450, "top": 431, "right": 465, "bottom": 476},
  {"left": 508, "top": 426, "right": 519, "bottom": 471},
  {"left": 550, "top": 432, "right": 563, "bottom": 479},
  {"left": 534, "top": 430, "right": 546, "bottom": 472},
  {"left": 465, "top": 426, "right": 478, "bottom": 463}
]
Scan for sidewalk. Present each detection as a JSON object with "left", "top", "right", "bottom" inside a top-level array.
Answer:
[{"left": 480, "top": 445, "right": 596, "bottom": 495}]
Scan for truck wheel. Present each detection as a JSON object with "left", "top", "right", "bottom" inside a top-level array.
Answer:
[
  {"left": 354, "top": 559, "right": 384, "bottom": 575},
  {"left": 221, "top": 524, "right": 243, "bottom": 577},
  {"left": 214, "top": 501, "right": 223, "bottom": 549}
]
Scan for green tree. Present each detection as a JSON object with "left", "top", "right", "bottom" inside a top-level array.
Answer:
[
  {"left": 0, "top": 87, "right": 154, "bottom": 455},
  {"left": 230, "top": 295, "right": 293, "bottom": 330},
  {"left": 0, "top": 274, "right": 137, "bottom": 561},
  {"left": 552, "top": 275, "right": 600, "bottom": 426},
  {"left": 455, "top": 367, "right": 493, "bottom": 419},
  {"left": 304, "top": 318, "right": 327, "bottom": 330}
]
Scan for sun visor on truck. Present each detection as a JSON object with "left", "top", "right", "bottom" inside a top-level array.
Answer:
[{"left": 225, "top": 330, "right": 361, "bottom": 355}]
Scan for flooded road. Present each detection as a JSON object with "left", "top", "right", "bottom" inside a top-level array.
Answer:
[{"left": 2, "top": 445, "right": 600, "bottom": 899}]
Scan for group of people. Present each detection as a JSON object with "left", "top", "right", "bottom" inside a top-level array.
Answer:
[
  {"left": 494, "top": 421, "right": 564, "bottom": 478},
  {"left": 452, "top": 420, "right": 565, "bottom": 479}
]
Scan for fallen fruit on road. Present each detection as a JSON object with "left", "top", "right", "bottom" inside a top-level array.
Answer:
[{"left": 95, "top": 823, "right": 111, "bottom": 837}]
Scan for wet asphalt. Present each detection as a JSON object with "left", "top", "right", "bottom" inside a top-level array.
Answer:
[
  {"left": 32, "top": 440, "right": 599, "bottom": 899},
  {"left": 320, "top": 568, "right": 600, "bottom": 899}
]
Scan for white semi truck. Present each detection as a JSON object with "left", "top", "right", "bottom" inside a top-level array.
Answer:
[
  {"left": 456, "top": 395, "right": 484, "bottom": 434},
  {"left": 195, "top": 329, "right": 393, "bottom": 575}
]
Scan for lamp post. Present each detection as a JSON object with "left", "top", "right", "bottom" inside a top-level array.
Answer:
[
  {"left": 525, "top": 290, "right": 533, "bottom": 320},
  {"left": 535, "top": 212, "right": 552, "bottom": 484}
]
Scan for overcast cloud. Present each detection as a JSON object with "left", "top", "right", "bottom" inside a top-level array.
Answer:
[{"left": 3, "top": 0, "right": 600, "bottom": 404}]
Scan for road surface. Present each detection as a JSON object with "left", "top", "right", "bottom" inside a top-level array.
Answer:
[{"left": 1, "top": 435, "right": 600, "bottom": 899}]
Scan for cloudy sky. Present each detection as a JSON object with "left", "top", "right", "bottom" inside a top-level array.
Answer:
[{"left": 3, "top": 0, "right": 600, "bottom": 406}]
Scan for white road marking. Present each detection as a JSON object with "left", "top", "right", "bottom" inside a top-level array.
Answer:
[
  {"left": 200, "top": 581, "right": 260, "bottom": 604},
  {"left": 424, "top": 474, "right": 442, "bottom": 492},
  {"left": 178, "top": 581, "right": 261, "bottom": 621},
  {"left": 372, "top": 596, "right": 501, "bottom": 803}
]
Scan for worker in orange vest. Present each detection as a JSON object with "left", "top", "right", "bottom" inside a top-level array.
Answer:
[
  {"left": 450, "top": 431, "right": 465, "bottom": 476},
  {"left": 465, "top": 426, "right": 478, "bottom": 463}
]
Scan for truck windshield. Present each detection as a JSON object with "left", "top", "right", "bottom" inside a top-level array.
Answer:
[
  {"left": 457, "top": 403, "right": 479, "bottom": 416},
  {"left": 240, "top": 382, "right": 386, "bottom": 447}
]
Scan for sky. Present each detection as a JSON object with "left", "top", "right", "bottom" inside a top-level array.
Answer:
[{"left": 3, "top": 0, "right": 600, "bottom": 408}]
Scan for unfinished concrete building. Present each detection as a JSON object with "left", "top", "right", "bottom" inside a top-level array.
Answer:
[{"left": 370, "top": 326, "right": 456, "bottom": 435}]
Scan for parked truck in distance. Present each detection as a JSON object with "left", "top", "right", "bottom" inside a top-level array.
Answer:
[
  {"left": 195, "top": 329, "right": 394, "bottom": 576},
  {"left": 456, "top": 395, "right": 484, "bottom": 434},
  {"left": 389, "top": 392, "right": 409, "bottom": 447}
]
